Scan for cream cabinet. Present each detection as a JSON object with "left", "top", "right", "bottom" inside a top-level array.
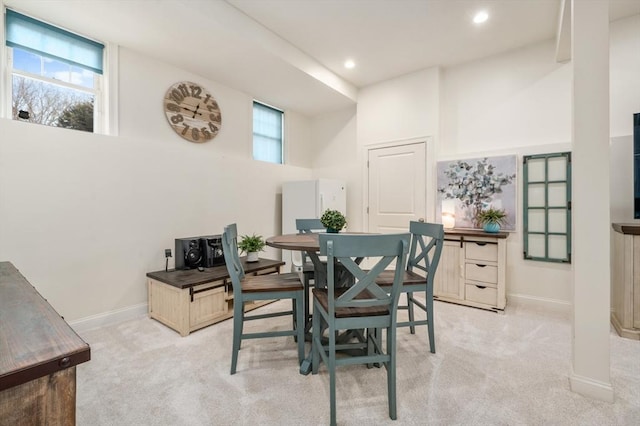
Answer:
[
  {"left": 147, "top": 258, "right": 284, "bottom": 336},
  {"left": 611, "top": 223, "right": 640, "bottom": 340},
  {"left": 434, "top": 230, "right": 508, "bottom": 312}
]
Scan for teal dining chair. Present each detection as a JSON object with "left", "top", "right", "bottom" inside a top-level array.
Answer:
[
  {"left": 295, "top": 218, "right": 325, "bottom": 285},
  {"left": 375, "top": 221, "right": 444, "bottom": 353},
  {"left": 294, "top": 218, "right": 325, "bottom": 328},
  {"left": 222, "top": 223, "right": 305, "bottom": 374},
  {"left": 311, "top": 232, "right": 410, "bottom": 426}
]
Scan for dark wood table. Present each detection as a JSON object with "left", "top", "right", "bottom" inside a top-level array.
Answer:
[
  {"left": 0, "top": 261, "right": 91, "bottom": 424},
  {"left": 266, "top": 233, "right": 361, "bottom": 288}
]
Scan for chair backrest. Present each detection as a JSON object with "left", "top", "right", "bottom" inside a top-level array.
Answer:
[
  {"left": 319, "top": 233, "right": 410, "bottom": 317},
  {"left": 407, "top": 221, "right": 444, "bottom": 283},
  {"left": 294, "top": 218, "right": 326, "bottom": 267},
  {"left": 296, "top": 218, "right": 325, "bottom": 234},
  {"left": 222, "top": 223, "right": 245, "bottom": 293}
]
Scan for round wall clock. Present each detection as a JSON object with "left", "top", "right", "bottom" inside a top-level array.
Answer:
[{"left": 163, "top": 81, "right": 222, "bottom": 143}]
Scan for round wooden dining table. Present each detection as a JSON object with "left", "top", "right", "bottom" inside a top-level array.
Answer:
[{"left": 266, "top": 233, "right": 320, "bottom": 252}]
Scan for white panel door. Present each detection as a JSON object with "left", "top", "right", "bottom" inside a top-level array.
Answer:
[{"left": 368, "top": 142, "right": 426, "bottom": 234}]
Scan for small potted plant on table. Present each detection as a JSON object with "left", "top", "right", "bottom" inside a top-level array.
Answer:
[
  {"left": 238, "top": 234, "right": 266, "bottom": 262},
  {"left": 320, "top": 209, "right": 347, "bottom": 233},
  {"left": 476, "top": 208, "right": 507, "bottom": 233}
]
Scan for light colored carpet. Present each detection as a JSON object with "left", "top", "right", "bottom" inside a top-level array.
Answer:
[{"left": 76, "top": 299, "right": 639, "bottom": 425}]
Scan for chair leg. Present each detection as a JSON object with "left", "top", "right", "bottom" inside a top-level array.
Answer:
[
  {"left": 329, "top": 320, "right": 337, "bottom": 426},
  {"left": 230, "top": 301, "right": 244, "bottom": 375},
  {"left": 295, "top": 293, "right": 305, "bottom": 364},
  {"left": 311, "top": 299, "right": 321, "bottom": 374},
  {"left": 387, "top": 325, "right": 397, "bottom": 420},
  {"left": 426, "top": 292, "right": 435, "bottom": 354},
  {"left": 407, "top": 292, "right": 416, "bottom": 334}
]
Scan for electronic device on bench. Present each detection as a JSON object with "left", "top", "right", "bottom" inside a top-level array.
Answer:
[{"left": 175, "top": 235, "right": 225, "bottom": 270}]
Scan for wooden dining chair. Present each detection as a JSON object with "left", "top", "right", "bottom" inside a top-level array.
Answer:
[
  {"left": 311, "top": 233, "right": 410, "bottom": 426},
  {"left": 222, "top": 223, "right": 305, "bottom": 375},
  {"left": 375, "top": 221, "right": 444, "bottom": 353},
  {"left": 294, "top": 218, "right": 324, "bottom": 286}
]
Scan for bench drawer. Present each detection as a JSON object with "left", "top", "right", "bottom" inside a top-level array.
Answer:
[
  {"left": 465, "top": 242, "right": 498, "bottom": 262},
  {"left": 465, "top": 263, "right": 498, "bottom": 284},
  {"left": 465, "top": 284, "right": 497, "bottom": 306}
]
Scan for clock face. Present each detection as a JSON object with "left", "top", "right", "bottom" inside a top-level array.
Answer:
[{"left": 163, "top": 81, "right": 222, "bottom": 143}]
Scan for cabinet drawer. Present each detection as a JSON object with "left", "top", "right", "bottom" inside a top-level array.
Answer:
[
  {"left": 465, "top": 284, "right": 497, "bottom": 306},
  {"left": 465, "top": 242, "right": 498, "bottom": 262},
  {"left": 465, "top": 263, "right": 498, "bottom": 284},
  {"left": 190, "top": 285, "right": 227, "bottom": 327}
]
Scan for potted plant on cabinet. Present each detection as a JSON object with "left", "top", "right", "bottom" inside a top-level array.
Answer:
[
  {"left": 476, "top": 208, "right": 508, "bottom": 233},
  {"left": 320, "top": 209, "right": 347, "bottom": 233},
  {"left": 238, "top": 234, "right": 266, "bottom": 262}
]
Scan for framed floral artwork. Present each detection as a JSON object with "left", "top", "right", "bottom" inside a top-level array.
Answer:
[{"left": 437, "top": 155, "right": 517, "bottom": 230}]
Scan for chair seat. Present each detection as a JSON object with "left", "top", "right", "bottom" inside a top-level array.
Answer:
[
  {"left": 312, "top": 288, "right": 389, "bottom": 318},
  {"left": 242, "top": 272, "right": 304, "bottom": 293},
  {"left": 375, "top": 269, "right": 426, "bottom": 286}
]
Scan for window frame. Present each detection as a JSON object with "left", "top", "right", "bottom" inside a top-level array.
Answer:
[
  {"left": 252, "top": 100, "right": 284, "bottom": 164},
  {"left": 1, "top": 8, "right": 114, "bottom": 134},
  {"left": 522, "top": 152, "right": 572, "bottom": 263}
]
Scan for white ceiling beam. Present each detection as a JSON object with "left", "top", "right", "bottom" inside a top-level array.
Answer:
[{"left": 556, "top": 0, "right": 572, "bottom": 63}]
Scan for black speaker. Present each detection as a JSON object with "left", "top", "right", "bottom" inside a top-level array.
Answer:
[
  {"left": 201, "top": 235, "right": 225, "bottom": 267},
  {"left": 175, "top": 237, "right": 203, "bottom": 270}
]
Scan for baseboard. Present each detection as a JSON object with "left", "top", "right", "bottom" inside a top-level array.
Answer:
[
  {"left": 569, "top": 371, "right": 614, "bottom": 402},
  {"left": 69, "top": 303, "right": 148, "bottom": 334},
  {"left": 507, "top": 293, "right": 572, "bottom": 313}
]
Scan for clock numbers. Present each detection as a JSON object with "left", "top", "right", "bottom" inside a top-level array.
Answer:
[
  {"left": 191, "top": 128, "right": 200, "bottom": 141},
  {"left": 170, "top": 114, "right": 184, "bottom": 124},
  {"left": 181, "top": 124, "right": 190, "bottom": 136},
  {"left": 203, "top": 94, "right": 211, "bottom": 104},
  {"left": 190, "top": 85, "right": 202, "bottom": 99},
  {"left": 170, "top": 89, "right": 184, "bottom": 104},
  {"left": 166, "top": 103, "right": 180, "bottom": 113},
  {"left": 201, "top": 127, "right": 211, "bottom": 139},
  {"left": 209, "top": 123, "right": 218, "bottom": 133},
  {"left": 177, "top": 83, "right": 190, "bottom": 98}
]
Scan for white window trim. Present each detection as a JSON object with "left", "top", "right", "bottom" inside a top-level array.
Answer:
[{"left": 0, "top": 7, "right": 118, "bottom": 136}]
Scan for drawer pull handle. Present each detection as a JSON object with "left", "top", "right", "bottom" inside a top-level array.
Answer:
[
  {"left": 475, "top": 285, "right": 487, "bottom": 289},
  {"left": 476, "top": 264, "right": 487, "bottom": 268},
  {"left": 475, "top": 242, "right": 487, "bottom": 246}
]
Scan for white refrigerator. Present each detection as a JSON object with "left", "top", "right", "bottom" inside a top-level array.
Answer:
[{"left": 281, "top": 179, "right": 347, "bottom": 271}]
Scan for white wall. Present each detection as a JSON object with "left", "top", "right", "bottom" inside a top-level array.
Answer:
[
  {"left": 441, "top": 40, "right": 574, "bottom": 304},
  {"left": 1, "top": 13, "right": 637, "bottom": 322},
  {"left": 345, "top": 15, "right": 640, "bottom": 306},
  {"left": 610, "top": 14, "right": 640, "bottom": 138},
  {"left": 441, "top": 40, "right": 571, "bottom": 154},
  {"left": 609, "top": 13, "right": 640, "bottom": 223},
  {"left": 310, "top": 106, "right": 360, "bottom": 228},
  {"left": 357, "top": 67, "right": 440, "bottom": 146},
  {"left": 0, "top": 47, "right": 313, "bottom": 321}
]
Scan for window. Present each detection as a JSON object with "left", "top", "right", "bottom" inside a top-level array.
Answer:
[
  {"left": 4, "top": 9, "right": 104, "bottom": 133},
  {"left": 523, "top": 152, "right": 572, "bottom": 263},
  {"left": 252, "top": 101, "right": 283, "bottom": 164}
]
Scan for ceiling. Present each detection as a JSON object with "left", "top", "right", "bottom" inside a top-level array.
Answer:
[{"left": 5, "top": 0, "right": 640, "bottom": 117}]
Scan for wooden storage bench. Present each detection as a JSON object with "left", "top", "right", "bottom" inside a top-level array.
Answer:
[{"left": 146, "top": 257, "right": 284, "bottom": 336}]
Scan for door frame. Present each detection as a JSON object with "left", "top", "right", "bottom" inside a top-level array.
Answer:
[{"left": 362, "top": 136, "right": 436, "bottom": 232}]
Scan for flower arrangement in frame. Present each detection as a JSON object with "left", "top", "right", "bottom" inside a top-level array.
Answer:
[{"left": 437, "top": 155, "right": 517, "bottom": 230}]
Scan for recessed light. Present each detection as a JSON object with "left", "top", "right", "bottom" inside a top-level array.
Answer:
[
  {"left": 344, "top": 59, "right": 355, "bottom": 69},
  {"left": 473, "top": 11, "right": 489, "bottom": 24}
]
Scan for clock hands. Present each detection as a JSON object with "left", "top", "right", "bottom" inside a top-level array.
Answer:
[{"left": 180, "top": 105, "right": 203, "bottom": 117}]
